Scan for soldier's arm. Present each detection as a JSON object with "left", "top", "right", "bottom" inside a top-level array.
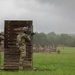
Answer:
[{"left": 23, "top": 34, "right": 31, "bottom": 42}]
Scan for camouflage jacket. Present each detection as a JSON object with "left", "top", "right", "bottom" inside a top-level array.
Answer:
[{"left": 17, "top": 32, "right": 31, "bottom": 46}]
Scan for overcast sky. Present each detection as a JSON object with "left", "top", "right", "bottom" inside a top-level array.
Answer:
[{"left": 0, "top": 0, "right": 75, "bottom": 34}]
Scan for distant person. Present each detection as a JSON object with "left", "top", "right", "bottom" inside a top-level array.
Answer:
[
  {"left": 16, "top": 27, "right": 31, "bottom": 70},
  {"left": 0, "top": 33, "right": 4, "bottom": 45},
  {"left": 57, "top": 49, "right": 60, "bottom": 54},
  {"left": 0, "top": 33, "right": 4, "bottom": 51}
]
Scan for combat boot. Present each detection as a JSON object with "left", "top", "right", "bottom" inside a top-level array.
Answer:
[{"left": 19, "top": 66, "right": 23, "bottom": 70}]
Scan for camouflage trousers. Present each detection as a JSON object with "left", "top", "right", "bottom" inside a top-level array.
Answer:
[{"left": 19, "top": 45, "right": 26, "bottom": 70}]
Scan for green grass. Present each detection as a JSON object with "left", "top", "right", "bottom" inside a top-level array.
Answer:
[
  {"left": 33, "top": 47, "right": 75, "bottom": 71},
  {"left": 0, "top": 47, "right": 75, "bottom": 75}
]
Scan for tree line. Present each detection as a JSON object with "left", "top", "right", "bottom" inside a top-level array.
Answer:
[{"left": 33, "top": 32, "right": 75, "bottom": 47}]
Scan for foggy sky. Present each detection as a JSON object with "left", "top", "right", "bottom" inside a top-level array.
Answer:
[{"left": 0, "top": 0, "right": 75, "bottom": 33}]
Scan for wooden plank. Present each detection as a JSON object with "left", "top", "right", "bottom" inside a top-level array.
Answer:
[
  {"left": 4, "top": 58, "right": 19, "bottom": 61},
  {"left": 4, "top": 55, "right": 19, "bottom": 59},
  {"left": 4, "top": 67, "right": 19, "bottom": 70},
  {"left": 4, "top": 50, "right": 19, "bottom": 53},
  {"left": 4, "top": 62, "right": 19, "bottom": 65}
]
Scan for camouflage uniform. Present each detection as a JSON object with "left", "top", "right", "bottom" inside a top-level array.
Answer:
[
  {"left": 0, "top": 34, "right": 4, "bottom": 68},
  {"left": 17, "top": 32, "right": 31, "bottom": 70},
  {"left": 0, "top": 34, "right": 4, "bottom": 51},
  {"left": 0, "top": 34, "right": 4, "bottom": 45}
]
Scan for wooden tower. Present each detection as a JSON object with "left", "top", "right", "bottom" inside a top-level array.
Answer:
[{"left": 4, "top": 20, "right": 33, "bottom": 70}]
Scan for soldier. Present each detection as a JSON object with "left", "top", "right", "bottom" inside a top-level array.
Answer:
[
  {"left": 16, "top": 27, "right": 31, "bottom": 70},
  {"left": 0, "top": 33, "right": 4, "bottom": 69},
  {"left": 0, "top": 33, "right": 4, "bottom": 51},
  {"left": 57, "top": 49, "right": 60, "bottom": 54}
]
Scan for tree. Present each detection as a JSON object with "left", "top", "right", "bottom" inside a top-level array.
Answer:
[{"left": 33, "top": 32, "right": 75, "bottom": 47}]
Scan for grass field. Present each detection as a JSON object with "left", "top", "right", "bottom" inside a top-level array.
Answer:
[{"left": 0, "top": 47, "right": 75, "bottom": 75}]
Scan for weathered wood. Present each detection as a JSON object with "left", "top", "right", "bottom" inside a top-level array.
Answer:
[{"left": 4, "top": 20, "right": 33, "bottom": 70}]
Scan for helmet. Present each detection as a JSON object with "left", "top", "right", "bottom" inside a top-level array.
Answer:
[{"left": 22, "top": 27, "right": 28, "bottom": 32}]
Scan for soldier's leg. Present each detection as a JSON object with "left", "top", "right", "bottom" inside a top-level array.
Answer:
[
  {"left": 19, "top": 53, "right": 23, "bottom": 70},
  {"left": 19, "top": 46, "right": 26, "bottom": 70},
  {"left": 19, "top": 46, "right": 23, "bottom": 70},
  {"left": 19, "top": 51, "right": 26, "bottom": 70}
]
